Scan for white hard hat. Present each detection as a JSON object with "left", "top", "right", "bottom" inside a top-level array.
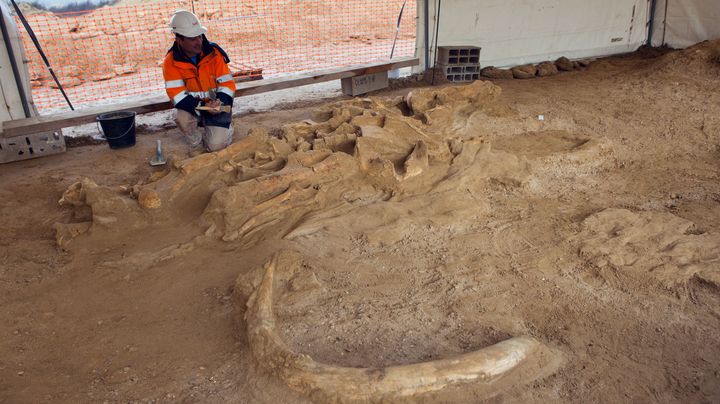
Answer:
[{"left": 170, "top": 10, "right": 207, "bottom": 37}]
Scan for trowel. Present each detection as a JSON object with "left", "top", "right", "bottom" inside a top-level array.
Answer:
[
  {"left": 150, "top": 139, "right": 167, "bottom": 166},
  {"left": 195, "top": 105, "right": 232, "bottom": 113},
  {"left": 195, "top": 87, "right": 232, "bottom": 113}
]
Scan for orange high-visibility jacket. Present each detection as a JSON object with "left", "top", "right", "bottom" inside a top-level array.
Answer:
[{"left": 162, "top": 36, "right": 235, "bottom": 126}]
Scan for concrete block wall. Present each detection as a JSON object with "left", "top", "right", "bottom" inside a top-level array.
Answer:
[{"left": 436, "top": 46, "right": 481, "bottom": 82}]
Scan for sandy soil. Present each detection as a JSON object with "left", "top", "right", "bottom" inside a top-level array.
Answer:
[{"left": 2, "top": 41, "right": 720, "bottom": 403}]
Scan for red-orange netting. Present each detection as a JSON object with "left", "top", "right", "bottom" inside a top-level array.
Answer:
[{"left": 14, "top": 0, "right": 417, "bottom": 113}]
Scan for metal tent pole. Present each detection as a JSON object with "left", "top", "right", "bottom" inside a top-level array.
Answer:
[
  {"left": 430, "top": 0, "right": 442, "bottom": 85},
  {"left": 661, "top": 0, "right": 669, "bottom": 46},
  {"left": 389, "top": 0, "right": 408, "bottom": 59},
  {"left": 646, "top": 0, "right": 658, "bottom": 46},
  {"left": 423, "top": 0, "right": 429, "bottom": 70}
]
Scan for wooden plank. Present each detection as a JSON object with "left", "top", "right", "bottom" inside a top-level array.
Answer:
[
  {"left": 2, "top": 57, "right": 419, "bottom": 138},
  {"left": 234, "top": 57, "right": 418, "bottom": 96},
  {"left": 2, "top": 95, "right": 171, "bottom": 138}
]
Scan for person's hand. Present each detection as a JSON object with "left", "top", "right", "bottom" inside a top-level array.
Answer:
[{"left": 205, "top": 99, "right": 222, "bottom": 115}]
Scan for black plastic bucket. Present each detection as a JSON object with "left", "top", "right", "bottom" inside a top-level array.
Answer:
[{"left": 96, "top": 111, "right": 136, "bottom": 149}]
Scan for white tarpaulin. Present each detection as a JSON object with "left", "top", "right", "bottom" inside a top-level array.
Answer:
[
  {"left": 650, "top": 0, "right": 720, "bottom": 48},
  {"left": 417, "top": 0, "right": 651, "bottom": 69},
  {"left": 0, "top": 2, "right": 33, "bottom": 122}
]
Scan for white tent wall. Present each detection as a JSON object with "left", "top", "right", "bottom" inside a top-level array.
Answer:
[
  {"left": 417, "top": 0, "right": 651, "bottom": 70},
  {"left": 650, "top": 0, "right": 720, "bottom": 48},
  {"left": 0, "top": 1, "right": 34, "bottom": 124}
]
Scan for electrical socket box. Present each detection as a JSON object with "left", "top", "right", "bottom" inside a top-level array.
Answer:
[
  {"left": 0, "top": 131, "right": 66, "bottom": 164},
  {"left": 341, "top": 71, "right": 389, "bottom": 96}
]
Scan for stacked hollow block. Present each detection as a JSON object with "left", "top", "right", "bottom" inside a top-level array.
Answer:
[{"left": 437, "top": 46, "right": 481, "bottom": 82}]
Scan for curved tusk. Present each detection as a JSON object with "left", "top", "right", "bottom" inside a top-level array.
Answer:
[{"left": 245, "top": 251, "right": 562, "bottom": 402}]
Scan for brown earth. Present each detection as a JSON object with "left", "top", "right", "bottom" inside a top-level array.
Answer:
[{"left": 2, "top": 40, "right": 720, "bottom": 403}]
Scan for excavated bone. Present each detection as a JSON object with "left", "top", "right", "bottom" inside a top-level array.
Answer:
[
  {"left": 297, "top": 141, "right": 312, "bottom": 152},
  {"left": 58, "top": 179, "right": 93, "bottom": 207},
  {"left": 405, "top": 89, "right": 437, "bottom": 116},
  {"left": 253, "top": 151, "right": 274, "bottom": 164},
  {"left": 355, "top": 130, "right": 416, "bottom": 170},
  {"left": 54, "top": 222, "right": 92, "bottom": 251},
  {"left": 236, "top": 158, "right": 287, "bottom": 182},
  {"left": 218, "top": 161, "right": 235, "bottom": 173},
  {"left": 245, "top": 251, "right": 562, "bottom": 403},
  {"left": 448, "top": 138, "right": 464, "bottom": 156},
  {"left": 269, "top": 137, "right": 295, "bottom": 157},
  {"left": 287, "top": 150, "right": 333, "bottom": 167},
  {"left": 282, "top": 122, "right": 316, "bottom": 143},
  {"left": 364, "top": 158, "right": 402, "bottom": 191},
  {"left": 102, "top": 237, "right": 200, "bottom": 271},
  {"left": 344, "top": 105, "right": 366, "bottom": 117},
  {"left": 177, "top": 153, "right": 219, "bottom": 175},
  {"left": 383, "top": 116, "right": 436, "bottom": 145},
  {"left": 328, "top": 108, "right": 353, "bottom": 130},
  {"left": 137, "top": 188, "right": 161, "bottom": 210},
  {"left": 250, "top": 152, "right": 355, "bottom": 194},
  {"left": 312, "top": 139, "right": 330, "bottom": 151},
  {"left": 318, "top": 122, "right": 357, "bottom": 139},
  {"left": 136, "top": 131, "right": 281, "bottom": 207},
  {"left": 313, "top": 133, "right": 357, "bottom": 153},
  {"left": 350, "top": 113, "right": 385, "bottom": 128},
  {"left": 311, "top": 108, "right": 333, "bottom": 123},
  {"left": 173, "top": 129, "right": 274, "bottom": 176},
  {"left": 59, "top": 178, "right": 144, "bottom": 227},
  {"left": 225, "top": 183, "right": 319, "bottom": 242},
  {"left": 402, "top": 140, "right": 429, "bottom": 179},
  {"left": 255, "top": 157, "right": 288, "bottom": 172},
  {"left": 312, "top": 122, "right": 335, "bottom": 137},
  {"left": 405, "top": 81, "right": 501, "bottom": 117},
  {"left": 204, "top": 153, "right": 360, "bottom": 241}
]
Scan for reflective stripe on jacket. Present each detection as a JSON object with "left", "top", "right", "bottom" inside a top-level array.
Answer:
[{"left": 162, "top": 36, "right": 235, "bottom": 127}]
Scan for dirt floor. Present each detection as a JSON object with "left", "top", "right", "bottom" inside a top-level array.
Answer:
[{"left": 2, "top": 41, "right": 720, "bottom": 403}]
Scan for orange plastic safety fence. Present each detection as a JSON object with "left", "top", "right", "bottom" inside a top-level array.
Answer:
[{"left": 14, "top": 0, "right": 417, "bottom": 113}]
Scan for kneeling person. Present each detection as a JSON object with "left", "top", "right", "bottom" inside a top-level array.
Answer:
[{"left": 163, "top": 10, "right": 235, "bottom": 152}]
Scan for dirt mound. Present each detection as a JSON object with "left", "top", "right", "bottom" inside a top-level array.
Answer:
[
  {"left": 579, "top": 208, "right": 720, "bottom": 289},
  {"left": 646, "top": 39, "right": 720, "bottom": 77}
]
